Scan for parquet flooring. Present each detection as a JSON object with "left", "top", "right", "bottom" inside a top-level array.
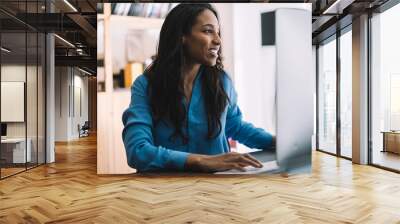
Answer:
[
  {"left": 1, "top": 134, "right": 400, "bottom": 223},
  {"left": 1, "top": 167, "right": 26, "bottom": 178},
  {"left": 1, "top": 163, "right": 46, "bottom": 178},
  {"left": 373, "top": 151, "right": 400, "bottom": 171}
]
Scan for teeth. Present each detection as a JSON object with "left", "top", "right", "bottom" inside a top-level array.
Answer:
[{"left": 209, "top": 49, "right": 218, "bottom": 56}]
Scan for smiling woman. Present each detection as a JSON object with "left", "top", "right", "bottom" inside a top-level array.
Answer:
[{"left": 122, "top": 3, "right": 274, "bottom": 173}]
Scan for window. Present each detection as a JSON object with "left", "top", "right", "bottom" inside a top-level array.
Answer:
[
  {"left": 339, "top": 28, "right": 352, "bottom": 158},
  {"left": 318, "top": 36, "right": 337, "bottom": 155},
  {"left": 0, "top": 0, "right": 46, "bottom": 179},
  {"left": 371, "top": 2, "right": 400, "bottom": 171}
]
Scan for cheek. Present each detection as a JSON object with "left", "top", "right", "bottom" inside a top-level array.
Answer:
[
  {"left": 194, "top": 41, "right": 208, "bottom": 56},
  {"left": 186, "top": 36, "right": 213, "bottom": 62},
  {"left": 191, "top": 38, "right": 208, "bottom": 54},
  {"left": 194, "top": 43, "right": 205, "bottom": 57},
  {"left": 187, "top": 42, "right": 200, "bottom": 58}
]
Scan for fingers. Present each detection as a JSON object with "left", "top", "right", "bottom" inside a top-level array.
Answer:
[
  {"left": 232, "top": 164, "right": 247, "bottom": 172},
  {"left": 224, "top": 152, "right": 263, "bottom": 168},
  {"left": 243, "top": 153, "right": 263, "bottom": 168},
  {"left": 238, "top": 154, "right": 262, "bottom": 168},
  {"left": 212, "top": 152, "right": 263, "bottom": 172}
]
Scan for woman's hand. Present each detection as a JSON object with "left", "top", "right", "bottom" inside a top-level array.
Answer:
[{"left": 185, "top": 152, "right": 263, "bottom": 173}]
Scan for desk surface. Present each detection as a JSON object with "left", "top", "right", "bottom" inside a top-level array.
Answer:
[
  {"left": 381, "top": 131, "right": 400, "bottom": 134},
  {"left": 1, "top": 138, "right": 27, "bottom": 143}
]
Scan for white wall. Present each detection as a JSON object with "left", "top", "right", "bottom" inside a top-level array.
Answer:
[
  {"left": 1, "top": 66, "right": 26, "bottom": 129},
  {"left": 55, "top": 67, "right": 89, "bottom": 141},
  {"left": 1, "top": 64, "right": 46, "bottom": 163},
  {"left": 1, "top": 65, "right": 37, "bottom": 138},
  {"left": 214, "top": 3, "right": 312, "bottom": 152},
  {"left": 1, "top": 65, "right": 26, "bottom": 81},
  {"left": 55, "top": 66, "right": 69, "bottom": 141},
  {"left": 1, "top": 82, "right": 25, "bottom": 122},
  {"left": 72, "top": 73, "right": 89, "bottom": 138}
]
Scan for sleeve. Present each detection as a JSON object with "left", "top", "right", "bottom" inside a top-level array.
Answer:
[
  {"left": 224, "top": 77, "right": 273, "bottom": 150},
  {"left": 122, "top": 76, "right": 189, "bottom": 172}
]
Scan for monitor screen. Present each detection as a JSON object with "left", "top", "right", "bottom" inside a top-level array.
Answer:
[{"left": 1, "top": 123, "right": 7, "bottom": 137}]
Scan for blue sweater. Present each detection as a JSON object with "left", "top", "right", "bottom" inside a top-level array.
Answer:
[{"left": 122, "top": 69, "right": 273, "bottom": 172}]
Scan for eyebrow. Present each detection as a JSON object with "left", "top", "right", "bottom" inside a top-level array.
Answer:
[
  {"left": 201, "top": 24, "right": 220, "bottom": 34},
  {"left": 202, "top": 24, "right": 219, "bottom": 29}
]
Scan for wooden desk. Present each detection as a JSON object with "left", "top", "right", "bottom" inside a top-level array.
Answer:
[
  {"left": 0, "top": 138, "right": 31, "bottom": 163},
  {"left": 382, "top": 131, "right": 400, "bottom": 154}
]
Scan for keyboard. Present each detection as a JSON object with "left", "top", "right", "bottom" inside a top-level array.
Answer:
[{"left": 214, "top": 161, "right": 279, "bottom": 175}]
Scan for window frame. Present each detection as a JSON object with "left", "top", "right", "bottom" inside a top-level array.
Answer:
[{"left": 316, "top": 24, "right": 353, "bottom": 161}]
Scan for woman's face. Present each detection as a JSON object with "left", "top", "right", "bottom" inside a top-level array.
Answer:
[{"left": 183, "top": 9, "right": 221, "bottom": 66}]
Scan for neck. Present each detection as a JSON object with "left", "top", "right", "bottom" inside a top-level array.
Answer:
[{"left": 182, "top": 62, "right": 201, "bottom": 86}]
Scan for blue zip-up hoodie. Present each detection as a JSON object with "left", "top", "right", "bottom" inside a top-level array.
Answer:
[{"left": 122, "top": 68, "right": 273, "bottom": 172}]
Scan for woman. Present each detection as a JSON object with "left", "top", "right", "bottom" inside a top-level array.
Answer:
[{"left": 122, "top": 3, "right": 274, "bottom": 173}]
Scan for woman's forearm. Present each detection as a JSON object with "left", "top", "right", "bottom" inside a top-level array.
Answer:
[{"left": 184, "top": 154, "right": 208, "bottom": 171}]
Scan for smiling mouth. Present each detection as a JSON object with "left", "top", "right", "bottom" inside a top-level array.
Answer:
[{"left": 208, "top": 48, "right": 219, "bottom": 57}]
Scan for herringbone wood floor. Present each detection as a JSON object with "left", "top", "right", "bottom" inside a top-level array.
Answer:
[{"left": 1, "top": 134, "right": 400, "bottom": 224}]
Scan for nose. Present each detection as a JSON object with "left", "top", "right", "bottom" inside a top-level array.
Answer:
[{"left": 212, "top": 33, "right": 221, "bottom": 45}]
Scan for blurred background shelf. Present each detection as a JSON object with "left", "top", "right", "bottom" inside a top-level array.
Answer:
[
  {"left": 110, "top": 3, "right": 174, "bottom": 18},
  {"left": 97, "top": 3, "right": 166, "bottom": 174},
  {"left": 109, "top": 15, "right": 164, "bottom": 29}
]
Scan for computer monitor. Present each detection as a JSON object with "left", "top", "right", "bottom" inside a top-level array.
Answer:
[
  {"left": 1, "top": 123, "right": 7, "bottom": 137},
  {"left": 274, "top": 8, "right": 312, "bottom": 173},
  {"left": 250, "top": 8, "right": 312, "bottom": 174}
]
